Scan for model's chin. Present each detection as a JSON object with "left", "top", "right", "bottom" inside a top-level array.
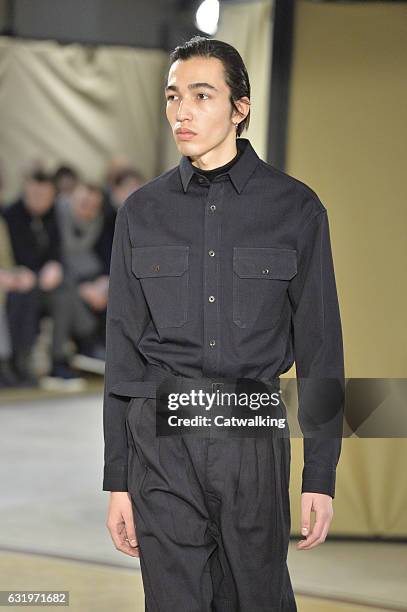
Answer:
[
  {"left": 175, "top": 139, "right": 200, "bottom": 155},
  {"left": 176, "top": 137, "right": 198, "bottom": 148}
]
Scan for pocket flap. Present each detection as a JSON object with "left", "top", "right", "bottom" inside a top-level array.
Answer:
[
  {"left": 131, "top": 245, "right": 189, "bottom": 278},
  {"left": 110, "top": 380, "right": 157, "bottom": 398},
  {"left": 233, "top": 247, "right": 297, "bottom": 280}
]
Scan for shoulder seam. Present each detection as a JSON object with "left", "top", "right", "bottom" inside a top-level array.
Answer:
[
  {"left": 258, "top": 160, "right": 327, "bottom": 211},
  {"left": 299, "top": 209, "right": 326, "bottom": 238}
]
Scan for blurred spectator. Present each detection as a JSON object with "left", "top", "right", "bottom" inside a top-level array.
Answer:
[
  {"left": 104, "top": 156, "right": 131, "bottom": 191},
  {"left": 0, "top": 162, "right": 4, "bottom": 209},
  {"left": 53, "top": 165, "right": 80, "bottom": 199},
  {"left": 103, "top": 156, "right": 144, "bottom": 208},
  {"left": 0, "top": 218, "right": 21, "bottom": 387},
  {"left": 2, "top": 170, "right": 85, "bottom": 388},
  {"left": 56, "top": 182, "right": 116, "bottom": 372},
  {"left": 21, "top": 158, "right": 47, "bottom": 183},
  {"left": 110, "top": 167, "right": 145, "bottom": 209}
]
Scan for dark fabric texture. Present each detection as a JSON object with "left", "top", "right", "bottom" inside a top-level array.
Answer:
[
  {"left": 103, "top": 137, "right": 345, "bottom": 498},
  {"left": 6, "top": 282, "right": 97, "bottom": 361},
  {"left": 194, "top": 146, "right": 241, "bottom": 182},
  {"left": 126, "top": 395, "right": 297, "bottom": 611},
  {"left": 2, "top": 198, "right": 62, "bottom": 271}
]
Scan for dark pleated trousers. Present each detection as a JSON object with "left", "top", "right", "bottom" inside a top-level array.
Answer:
[{"left": 126, "top": 396, "right": 297, "bottom": 612}]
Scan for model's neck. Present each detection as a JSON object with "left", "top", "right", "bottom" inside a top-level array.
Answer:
[{"left": 190, "top": 139, "right": 238, "bottom": 172}]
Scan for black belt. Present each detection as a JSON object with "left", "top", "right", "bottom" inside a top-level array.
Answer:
[{"left": 110, "top": 362, "right": 281, "bottom": 400}]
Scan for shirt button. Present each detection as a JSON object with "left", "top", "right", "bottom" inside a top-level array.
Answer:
[
  {"left": 208, "top": 295, "right": 215, "bottom": 302},
  {"left": 209, "top": 339, "right": 216, "bottom": 347},
  {"left": 209, "top": 204, "right": 216, "bottom": 212},
  {"left": 208, "top": 250, "right": 215, "bottom": 257}
]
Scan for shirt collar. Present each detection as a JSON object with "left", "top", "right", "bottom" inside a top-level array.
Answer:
[{"left": 178, "top": 137, "right": 260, "bottom": 194}]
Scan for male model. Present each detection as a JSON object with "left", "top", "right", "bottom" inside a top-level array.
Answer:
[{"left": 103, "top": 36, "right": 344, "bottom": 611}]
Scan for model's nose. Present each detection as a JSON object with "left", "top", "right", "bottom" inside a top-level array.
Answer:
[{"left": 176, "top": 99, "right": 193, "bottom": 122}]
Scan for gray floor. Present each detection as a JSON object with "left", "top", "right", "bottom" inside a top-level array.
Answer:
[
  {"left": 0, "top": 394, "right": 406, "bottom": 609},
  {"left": 0, "top": 393, "right": 138, "bottom": 569},
  {"left": 288, "top": 540, "right": 407, "bottom": 609}
]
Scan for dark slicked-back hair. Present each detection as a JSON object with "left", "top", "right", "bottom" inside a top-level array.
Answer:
[{"left": 168, "top": 35, "right": 251, "bottom": 137}]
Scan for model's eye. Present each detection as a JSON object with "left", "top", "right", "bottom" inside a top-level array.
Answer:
[
  {"left": 166, "top": 95, "right": 176, "bottom": 101},
  {"left": 197, "top": 93, "right": 209, "bottom": 100}
]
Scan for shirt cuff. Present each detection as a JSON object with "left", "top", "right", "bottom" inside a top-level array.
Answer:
[
  {"left": 301, "top": 468, "right": 337, "bottom": 498},
  {"left": 103, "top": 464, "right": 128, "bottom": 492}
]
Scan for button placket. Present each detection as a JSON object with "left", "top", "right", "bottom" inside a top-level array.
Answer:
[{"left": 203, "top": 182, "right": 223, "bottom": 375}]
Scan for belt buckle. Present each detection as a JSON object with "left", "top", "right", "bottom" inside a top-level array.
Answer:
[{"left": 212, "top": 381, "right": 224, "bottom": 394}]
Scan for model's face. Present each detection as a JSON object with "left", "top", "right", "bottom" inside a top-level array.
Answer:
[{"left": 165, "top": 57, "right": 244, "bottom": 158}]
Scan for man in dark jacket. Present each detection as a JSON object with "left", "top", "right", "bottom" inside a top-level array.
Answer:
[{"left": 3, "top": 170, "right": 83, "bottom": 387}]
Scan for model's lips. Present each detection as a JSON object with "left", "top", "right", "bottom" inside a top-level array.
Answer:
[
  {"left": 175, "top": 128, "right": 197, "bottom": 140},
  {"left": 176, "top": 128, "right": 196, "bottom": 134}
]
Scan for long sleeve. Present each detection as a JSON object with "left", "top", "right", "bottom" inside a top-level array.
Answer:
[
  {"left": 288, "top": 206, "right": 345, "bottom": 499},
  {"left": 102, "top": 202, "right": 151, "bottom": 491}
]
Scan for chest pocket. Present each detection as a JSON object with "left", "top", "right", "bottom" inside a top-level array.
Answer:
[
  {"left": 131, "top": 245, "right": 189, "bottom": 328},
  {"left": 233, "top": 246, "right": 297, "bottom": 330}
]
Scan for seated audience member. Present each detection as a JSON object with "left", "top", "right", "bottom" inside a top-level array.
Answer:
[
  {"left": 53, "top": 165, "right": 80, "bottom": 200},
  {"left": 103, "top": 157, "right": 141, "bottom": 208},
  {"left": 0, "top": 217, "right": 22, "bottom": 387},
  {"left": 110, "top": 167, "right": 145, "bottom": 209},
  {"left": 104, "top": 157, "right": 131, "bottom": 193},
  {"left": 2, "top": 170, "right": 85, "bottom": 388},
  {"left": 56, "top": 182, "right": 116, "bottom": 371},
  {"left": 0, "top": 162, "right": 5, "bottom": 209}
]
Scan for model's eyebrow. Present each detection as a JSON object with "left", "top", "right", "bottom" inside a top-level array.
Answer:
[{"left": 164, "top": 82, "right": 219, "bottom": 94}]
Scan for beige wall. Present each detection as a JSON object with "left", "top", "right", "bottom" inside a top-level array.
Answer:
[
  {"left": 0, "top": 37, "right": 168, "bottom": 202},
  {"left": 285, "top": 1, "right": 407, "bottom": 536}
]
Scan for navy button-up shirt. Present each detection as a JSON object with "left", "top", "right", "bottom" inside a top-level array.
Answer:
[{"left": 103, "top": 137, "right": 345, "bottom": 498}]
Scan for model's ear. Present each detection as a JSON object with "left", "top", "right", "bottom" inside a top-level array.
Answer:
[{"left": 233, "top": 96, "right": 251, "bottom": 124}]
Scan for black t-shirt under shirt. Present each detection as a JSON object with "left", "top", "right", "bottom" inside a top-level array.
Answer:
[{"left": 191, "top": 146, "right": 242, "bottom": 182}]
